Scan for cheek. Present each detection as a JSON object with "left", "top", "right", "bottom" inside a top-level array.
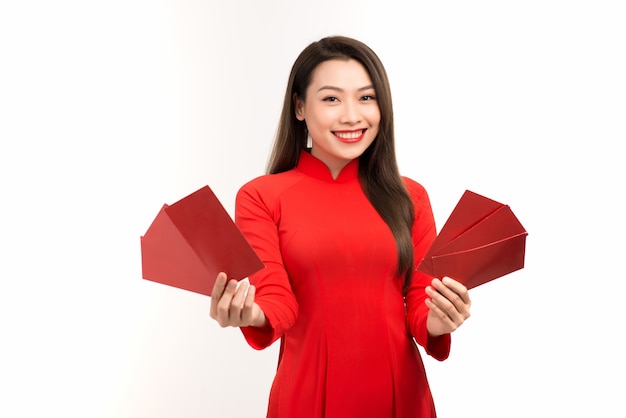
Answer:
[
  {"left": 374, "top": 107, "right": 382, "bottom": 121},
  {"left": 367, "top": 114, "right": 381, "bottom": 138},
  {"left": 311, "top": 110, "right": 338, "bottom": 129},
  {"left": 366, "top": 107, "right": 381, "bottom": 125}
]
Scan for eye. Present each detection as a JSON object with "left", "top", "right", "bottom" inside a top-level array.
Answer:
[
  {"left": 323, "top": 96, "right": 339, "bottom": 102},
  {"left": 361, "top": 95, "right": 376, "bottom": 101}
]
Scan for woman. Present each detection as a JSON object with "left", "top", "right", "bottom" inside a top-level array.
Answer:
[{"left": 210, "top": 36, "right": 471, "bottom": 418}]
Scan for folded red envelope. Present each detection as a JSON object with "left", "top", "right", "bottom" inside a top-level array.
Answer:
[
  {"left": 418, "top": 190, "right": 527, "bottom": 289},
  {"left": 140, "top": 186, "right": 264, "bottom": 296}
]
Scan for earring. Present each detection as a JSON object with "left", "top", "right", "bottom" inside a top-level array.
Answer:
[{"left": 306, "top": 134, "right": 313, "bottom": 149}]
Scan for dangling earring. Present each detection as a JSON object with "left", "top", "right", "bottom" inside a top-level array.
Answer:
[{"left": 306, "top": 134, "right": 313, "bottom": 149}]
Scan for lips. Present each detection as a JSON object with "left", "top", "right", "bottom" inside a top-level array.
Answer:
[{"left": 333, "top": 129, "right": 366, "bottom": 143}]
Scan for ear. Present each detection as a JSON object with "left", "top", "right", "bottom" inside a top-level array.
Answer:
[{"left": 293, "top": 93, "right": 305, "bottom": 121}]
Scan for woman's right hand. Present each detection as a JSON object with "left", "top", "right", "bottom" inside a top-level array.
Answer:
[{"left": 209, "top": 272, "right": 267, "bottom": 328}]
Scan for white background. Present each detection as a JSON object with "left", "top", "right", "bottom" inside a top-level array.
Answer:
[{"left": 1, "top": 1, "right": 624, "bottom": 417}]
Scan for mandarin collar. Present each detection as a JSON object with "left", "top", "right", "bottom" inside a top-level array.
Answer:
[{"left": 295, "top": 150, "right": 360, "bottom": 183}]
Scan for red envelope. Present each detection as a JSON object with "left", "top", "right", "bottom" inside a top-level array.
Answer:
[
  {"left": 418, "top": 190, "right": 527, "bottom": 289},
  {"left": 140, "top": 186, "right": 264, "bottom": 296}
]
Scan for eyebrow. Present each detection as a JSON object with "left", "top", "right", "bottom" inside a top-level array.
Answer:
[{"left": 316, "top": 85, "right": 375, "bottom": 93}]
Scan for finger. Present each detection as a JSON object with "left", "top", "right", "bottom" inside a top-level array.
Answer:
[
  {"left": 210, "top": 273, "right": 228, "bottom": 319},
  {"left": 426, "top": 281, "right": 465, "bottom": 323},
  {"left": 229, "top": 280, "right": 249, "bottom": 324},
  {"left": 440, "top": 277, "right": 471, "bottom": 320},
  {"left": 216, "top": 279, "right": 238, "bottom": 326},
  {"left": 425, "top": 297, "right": 452, "bottom": 324},
  {"left": 431, "top": 278, "right": 469, "bottom": 315},
  {"left": 241, "top": 285, "right": 256, "bottom": 325},
  {"left": 441, "top": 277, "right": 471, "bottom": 305}
]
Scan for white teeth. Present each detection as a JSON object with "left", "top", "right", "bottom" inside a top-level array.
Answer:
[{"left": 335, "top": 130, "right": 363, "bottom": 139}]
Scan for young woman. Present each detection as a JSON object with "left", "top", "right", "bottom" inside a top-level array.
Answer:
[{"left": 210, "top": 35, "right": 471, "bottom": 418}]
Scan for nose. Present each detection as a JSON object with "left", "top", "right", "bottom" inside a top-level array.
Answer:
[{"left": 339, "top": 100, "right": 362, "bottom": 124}]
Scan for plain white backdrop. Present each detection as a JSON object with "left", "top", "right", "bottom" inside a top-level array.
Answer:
[{"left": 1, "top": 1, "right": 624, "bottom": 417}]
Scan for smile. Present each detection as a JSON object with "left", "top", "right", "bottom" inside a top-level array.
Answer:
[{"left": 333, "top": 129, "right": 366, "bottom": 143}]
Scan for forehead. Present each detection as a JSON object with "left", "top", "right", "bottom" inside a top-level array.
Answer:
[{"left": 308, "top": 59, "right": 373, "bottom": 90}]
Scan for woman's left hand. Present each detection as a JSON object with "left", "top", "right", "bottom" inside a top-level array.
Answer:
[{"left": 425, "top": 277, "right": 471, "bottom": 337}]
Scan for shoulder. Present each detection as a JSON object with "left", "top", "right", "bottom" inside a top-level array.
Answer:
[
  {"left": 402, "top": 176, "right": 428, "bottom": 201},
  {"left": 236, "top": 169, "right": 305, "bottom": 207},
  {"left": 401, "top": 177, "right": 432, "bottom": 212}
]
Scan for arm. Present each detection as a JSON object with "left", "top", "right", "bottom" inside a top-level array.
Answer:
[
  {"left": 404, "top": 181, "right": 472, "bottom": 361},
  {"left": 233, "top": 181, "right": 298, "bottom": 350},
  {"left": 403, "top": 180, "right": 452, "bottom": 360}
]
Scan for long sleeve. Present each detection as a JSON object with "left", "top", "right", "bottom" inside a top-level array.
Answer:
[
  {"left": 232, "top": 153, "right": 444, "bottom": 417},
  {"left": 403, "top": 179, "right": 451, "bottom": 361},
  {"left": 235, "top": 178, "right": 299, "bottom": 350}
]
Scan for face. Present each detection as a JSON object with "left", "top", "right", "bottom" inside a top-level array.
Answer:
[{"left": 295, "top": 59, "right": 380, "bottom": 178}]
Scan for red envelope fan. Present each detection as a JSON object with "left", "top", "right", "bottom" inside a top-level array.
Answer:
[
  {"left": 418, "top": 190, "right": 527, "bottom": 289},
  {"left": 140, "top": 186, "right": 264, "bottom": 296}
]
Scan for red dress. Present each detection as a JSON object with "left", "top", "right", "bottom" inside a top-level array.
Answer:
[{"left": 235, "top": 151, "right": 451, "bottom": 418}]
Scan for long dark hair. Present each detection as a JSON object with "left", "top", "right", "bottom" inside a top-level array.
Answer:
[{"left": 267, "top": 36, "right": 415, "bottom": 293}]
